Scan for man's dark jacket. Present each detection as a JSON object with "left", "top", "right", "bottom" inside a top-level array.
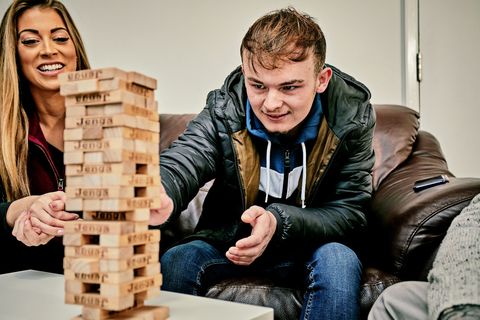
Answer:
[{"left": 160, "top": 65, "right": 376, "bottom": 256}]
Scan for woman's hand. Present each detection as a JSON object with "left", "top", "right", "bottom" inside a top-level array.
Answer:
[
  {"left": 11, "top": 211, "right": 54, "bottom": 246},
  {"left": 27, "top": 191, "right": 79, "bottom": 236}
]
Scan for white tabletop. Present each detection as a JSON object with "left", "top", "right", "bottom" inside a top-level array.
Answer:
[{"left": 0, "top": 270, "right": 273, "bottom": 320}]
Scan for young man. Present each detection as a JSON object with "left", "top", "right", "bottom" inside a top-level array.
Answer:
[{"left": 151, "top": 7, "right": 375, "bottom": 319}]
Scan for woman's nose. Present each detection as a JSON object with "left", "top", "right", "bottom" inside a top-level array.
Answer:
[{"left": 40, "top": 39, "right": 57, "bottom": 57}]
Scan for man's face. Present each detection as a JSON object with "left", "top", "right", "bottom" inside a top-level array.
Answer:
[{"left": 242, "top": 51, "right": 331, "bottom": 135}]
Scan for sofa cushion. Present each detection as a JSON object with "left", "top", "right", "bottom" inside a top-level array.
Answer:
[{"left": 371, "top": 105, "right": 419, "bottom": 191}]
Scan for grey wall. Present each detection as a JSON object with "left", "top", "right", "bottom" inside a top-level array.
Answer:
[
  {"left": 419, "top": 0, "right": 480, "bottom": 178},
  {"left": 0, "top": 0, "right": 404, "bottom": 113}
]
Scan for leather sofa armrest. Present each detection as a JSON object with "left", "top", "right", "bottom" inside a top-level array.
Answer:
[
  {"left": 360, "top": 267, "right": 401, "bottom": 319},
  {"left": 368, "top": 130, "right": 480, "bottom": 280},
  {"left": 369, "top": 174, "right": 480, "bottom": 280}
]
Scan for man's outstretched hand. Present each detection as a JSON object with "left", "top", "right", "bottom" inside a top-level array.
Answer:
[
  {"left": 149, "top": 183, "right": 174, "bottom": 226},
  {"left": 226, "top": 205, "right": 277, "bottom": 265}
]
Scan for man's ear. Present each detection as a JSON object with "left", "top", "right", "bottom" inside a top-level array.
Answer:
[{"left": 315, "top": 67, "right": 332, "bottom": 93}]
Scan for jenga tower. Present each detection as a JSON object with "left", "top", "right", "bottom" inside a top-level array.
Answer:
[{"left": 59, "top": 68, "right": 169, "bottom": 319}]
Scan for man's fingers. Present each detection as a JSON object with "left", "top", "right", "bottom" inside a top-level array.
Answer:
[
  {"left": 226, "top": 250, "right": 254, "bottom": 266},
  {"left": 241, "top": 206, "right": 264, "bottom": 224}
]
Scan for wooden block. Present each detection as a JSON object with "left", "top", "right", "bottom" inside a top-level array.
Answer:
[
  {"left": 100, "top": 230, "right": 160, "bottom": 247},
  {"left": 64, "top": 77, "right": 156, "bottom": 97},
  {"left": 84, "top": 152, "right": 105, "bottom": 164},
  {"left": 65, "top": 187, "right": 135, "bottom": 199},
  {"left": 100, "top": 274, "right": 161, "bottom": 297},
  {"left": 133, "top": 223, "right": 148, "bottom": 232},
  {"left": 82, "top": 209, "right": 149, "bottom": 222},
  {"left": 127, "top": 71, "right": 157, "bottom": 90},
  {"left": 65, "top": 279, "right": 89, "bottom": 294},
  {"left": 80, "top": 307, "right": 110, "bottom": 320},
  {"left": 66, "top": 198, "right": 83, "bottom": 211},
  {"left": 61, "top": 78, "right": 101, "bottom": 95},
  {"left": 59, "top": 68, "right": 129, "bottom": 83},
  {"left": 77, "top": 305, "right": 168, "bottom": 320},
  {"left": 65, "top": 127, "right": 105, "bottom": 141},
  {"left": 104, "top": 103, "right": 158, "bottom": 120},
  {"left": 100, "top": 197, "right": 160, "bottom": 212},
  {"left": 136, "top": 242, "right": 160, "bottom": 254},
  {"left": 99, "top": 175, "right": 160, "bottom": 187},
  {"left": 64, "top": 221, "right": 135, "bottom": 235},
  {"left": 66, "top": 163, "right": 137, "bottom": 176},
  {"left": 134, "top": 186, "right": 161, "bottom": 198},
  {"left": 83, "top": 127, "right": 105, "bottom": 140},
  {"left": 65, "top": 245, "right": 134, "bottom": 259},
  {"left": 135, "top": 164, "right": 160, "bottom": 175},
  {"left": 64, "top": 138, "right": 135, "bottom": 153},
  {"left": 66, "top": 105, "right": 87, "bottom": 117},
  {"left": 64, "top": 257, "right": 100, "bottom": 273},
  {"left": 83, "top": 199, "right": 102, "bottom": 211},
  {"left": 136, "top": 263, "right": 160, "bottom": 277},
  {"left": 86, "top": 105, "right": 108, "bottom": 115},
  {"left": 135, "top": 288, "right": 161, "bottom": 303},
  {"left": 65, "top": 292, "right": 134, "bottom": 311},
  {"left": 99, "top": 252, "right": 159, "bottom": 272},
  {"left": 101, "top": 150, "right": 159, "bottom": 164},
  {"left": 63, "top": 233, "right": 90, "bottom": 246},
  {"left": 102, "top": 128, "right": 159, "bottom": 143},
  {"left": 64, "top": 128, "right": 84, "bottom": 141},
  {"left": 135, "top": 117, "right": 160, "bottom": 133},
  {"left": 65, "top": 269, "right": 134, "bottom": 284},
  {"left": 65, "top": 90, "right": 155, "bottom": 109},
  {"left": 64, "top": 151, "right": 84, "bottom": 164},
  {"left": 59, "top": 68, "right": 157, "bottom": 90},
  {"left": 65, "top": 114, "right": 137, "bottom": 130}
]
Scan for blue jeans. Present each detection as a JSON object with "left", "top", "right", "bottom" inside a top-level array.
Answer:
[{"left": 161, "top": 240, "right": 362, "bottom": 320}]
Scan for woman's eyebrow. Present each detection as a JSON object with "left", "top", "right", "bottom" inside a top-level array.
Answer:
[{"left": 18, "top": 27, "right": 68, "bottom": 36}]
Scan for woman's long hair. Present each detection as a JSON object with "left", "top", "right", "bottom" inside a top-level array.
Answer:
[{"left": 0, "top": 0, "right": 90, "bottom": 200}]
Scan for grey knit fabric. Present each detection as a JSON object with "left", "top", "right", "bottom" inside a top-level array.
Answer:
[{"left": 427, "top": 193, "right": 480, "bottom": 320}]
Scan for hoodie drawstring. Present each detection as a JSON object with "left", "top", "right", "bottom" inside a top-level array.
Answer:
[
  {"left": 263, "top": 140, "right": 307, "bottom": 208},
  {"left": 264, "top": 140, "right": 272, "bottom": 204},
  {"left": 301, "top": 142, "right": 307, "bottom": 208}
]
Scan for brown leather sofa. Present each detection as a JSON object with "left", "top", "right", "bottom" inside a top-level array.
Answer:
[{"left": 158, "top": 104, "right": 480, "bottom": 319}]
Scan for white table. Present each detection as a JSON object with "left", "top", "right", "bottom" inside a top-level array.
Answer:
[{"left": 0, "top": 270, "right": 273, "bottom": 320}]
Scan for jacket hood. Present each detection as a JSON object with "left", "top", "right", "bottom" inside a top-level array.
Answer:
[{"left": 218, "top": 64, "right": 371, "bottom": 139}]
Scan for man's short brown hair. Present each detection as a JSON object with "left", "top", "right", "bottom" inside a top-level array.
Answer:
[{"left": 241, "top": 7, "right": 326, "bottom": 74}]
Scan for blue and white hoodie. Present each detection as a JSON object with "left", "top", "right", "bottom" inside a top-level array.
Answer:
[{"left": 246, "top": 94, "right": 323, "bottom": 209}]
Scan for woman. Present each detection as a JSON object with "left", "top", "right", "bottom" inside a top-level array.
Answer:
[{"left": 0, "top": 0, "right": 90, "bottom": 273}]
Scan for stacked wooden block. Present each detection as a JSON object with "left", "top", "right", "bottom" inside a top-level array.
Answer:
[{"left": 59, "top": 68, "right": 168, "bottom": 319}]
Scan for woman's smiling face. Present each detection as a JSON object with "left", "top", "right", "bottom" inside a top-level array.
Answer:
[{"left": 16, "top": 6, "right": 77, "bottom": 95}]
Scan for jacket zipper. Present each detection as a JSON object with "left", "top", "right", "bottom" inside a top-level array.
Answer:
[
  {"left": 281, "top": 149, "right": 290, "bottom": 199},
  {"left": 32, "top": 141, "right": 61, "bottom": 189}
]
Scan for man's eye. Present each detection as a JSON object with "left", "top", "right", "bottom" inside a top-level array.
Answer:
[
  {"left": 283, "top": 86, "right": 297, "bottom": 91},
  {"left": 253, "top": 83, "right": 265, "bottom": 90}
]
